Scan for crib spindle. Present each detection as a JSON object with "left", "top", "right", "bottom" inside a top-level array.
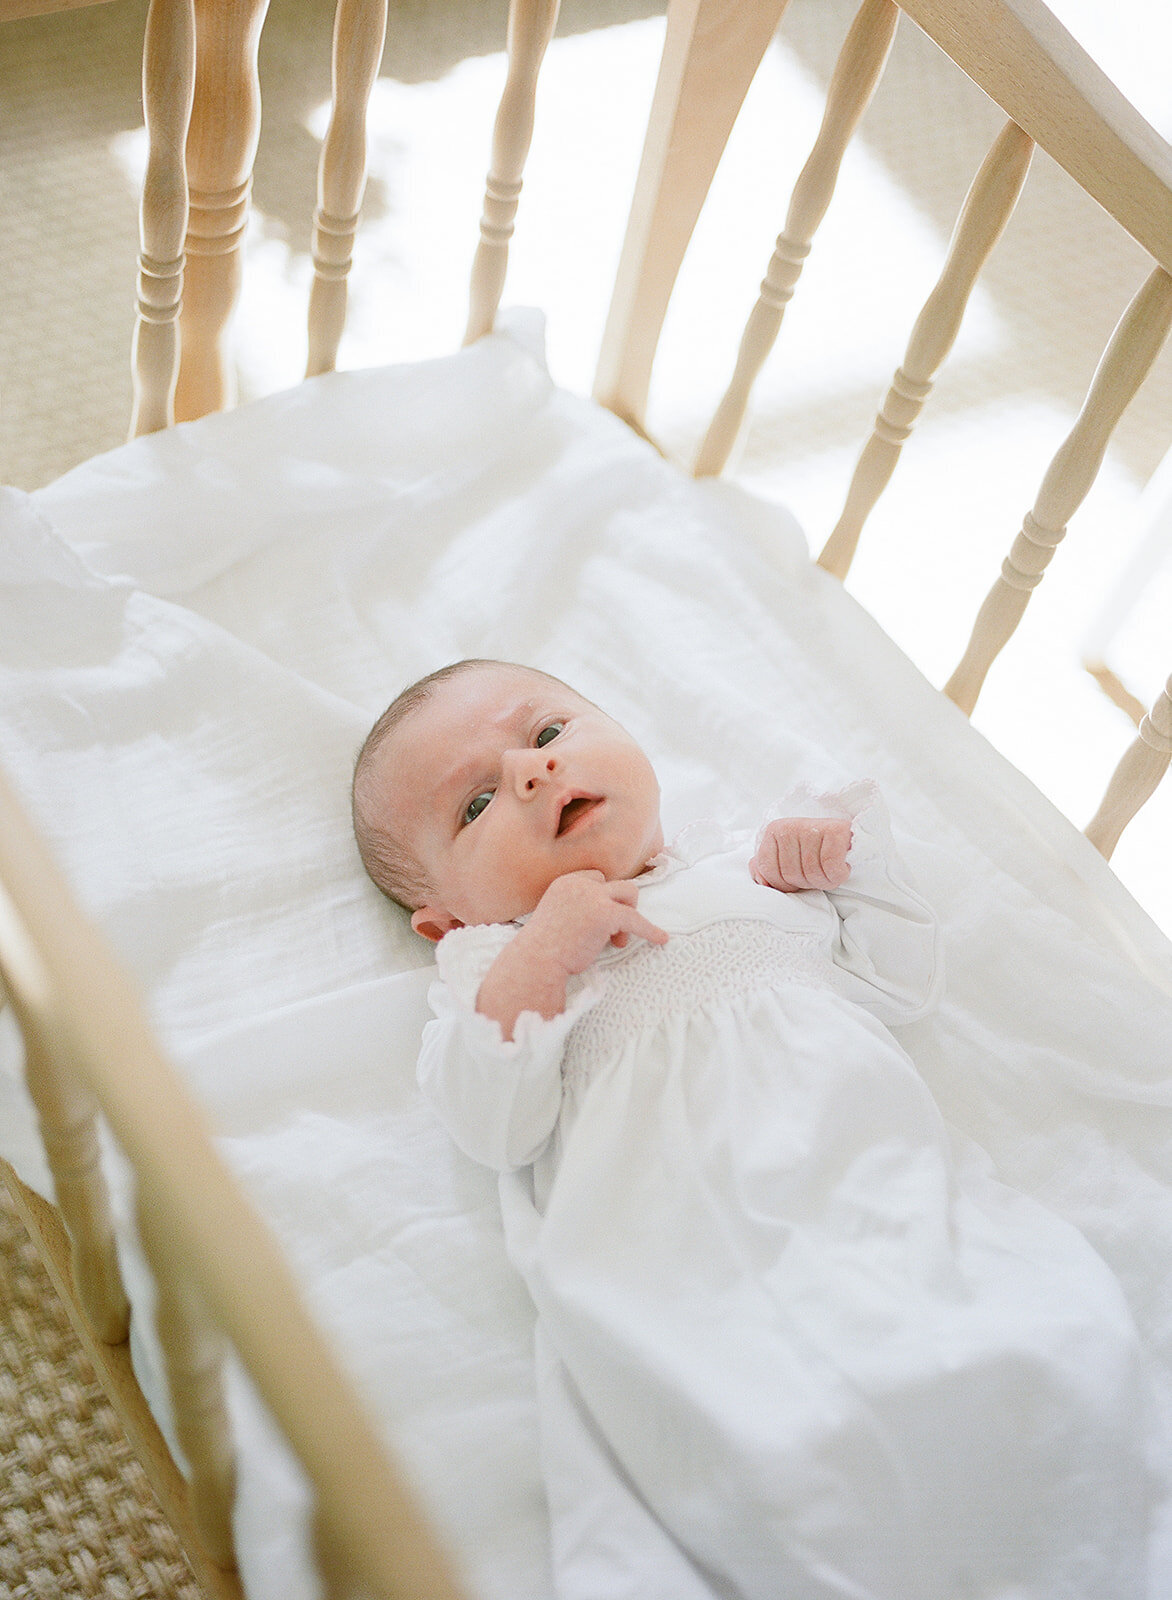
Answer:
[
  {"left": 464, "top": 0, "right": 561, "bottom": 346},
  {"left": 593, "top": 0, "right": 790, "bottom": 432},
  {"left": 130, "top": 0, "right": 196, "bottom": 438},
  {"left": 818, "top": 119, "right": 1034, "bottom": 579},
  {"left": 175, "top": 0, "right": 271, "bottom": 422},
  {"left": 1085, "top": 675, "right": 1172, "bottom": 860},
  {"left": 945, "top": 265, "right": 1172, "bottom": 716},
  {"left": 0, "top": 889, "right": 130, "bottom": 1346},
  {"left": 138, "top": 1191, "right": 238, "bottom": 1569},
  {"left": 693, "top": 0, "right": 899, "bottom": 478},
  {"left": 23, "top": 1040, "right": 131, "bottom": 1346},
  {"left": 306, "top": 0, "right": 389, "bottom": 379}
]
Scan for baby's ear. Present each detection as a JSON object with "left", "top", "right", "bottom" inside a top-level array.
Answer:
[{"left": 410, "top": 906, "right": 464, "bottom": 943}]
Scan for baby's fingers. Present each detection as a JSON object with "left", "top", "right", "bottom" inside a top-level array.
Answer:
[{"left": 609, "top": 905, "right": 668, "bottom": 948}]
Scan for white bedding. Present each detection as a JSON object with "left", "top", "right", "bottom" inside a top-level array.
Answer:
[{"left": 1, "top": 311, "right": 1170, "bottom": 1599}]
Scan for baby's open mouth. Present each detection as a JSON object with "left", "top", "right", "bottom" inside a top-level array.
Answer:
[{"left": 557, "top": 795, "right": 602, "bottom": 835}]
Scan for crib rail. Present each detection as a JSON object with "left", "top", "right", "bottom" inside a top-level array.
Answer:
[
  {"left": 0, "top": 764, "right": 467, "bottom": 1600},
  {"left": 591, "top": 0, "right": 1172, "bottom": 856}
]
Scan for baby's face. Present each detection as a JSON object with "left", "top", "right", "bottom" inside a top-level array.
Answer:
[{"left": 371, "top": 664, "right": 665, "bottom": 936}]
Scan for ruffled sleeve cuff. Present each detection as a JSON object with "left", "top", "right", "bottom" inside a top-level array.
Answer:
[
  {"left": 760, "top": 780, "right": 943, "bottom": 1024},
  {"left": 417, "top": 923, "right": 604, "bottom": 1171}
]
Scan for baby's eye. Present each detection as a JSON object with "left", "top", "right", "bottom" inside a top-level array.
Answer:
[
  {"left": 535, "top": 721, "right": 564, "bottom": 748},
  {"left": 462, "top": 791, "right": 493, "bottom": 826}
]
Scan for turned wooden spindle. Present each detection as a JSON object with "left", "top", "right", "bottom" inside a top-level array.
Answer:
[
  {"left": 130, "top": 0, "right": 196, "bottom": 438},
  {"left": 693, "top": 0, "right": 899, "bottom": 478},
  {"left": 1085, "top": 674, "right": 1172, "bottom": 860},
  {"left": 945, "top": 266, "right": 1172, "bottom": 716},
  {"left": 23, "top": 1033, "right": 131, "bottom": 1345},
  {"left": 306, "top": 0, "right": 388, "bottom": 379},
  {"left": 0, "top": 884, "right": 129, "bottom": 1345},
  {"left": 464, "top": 0, "right": 561, "bottom": 345},
  {"left": 175, "top": 0, "right": 271, "bottom": 422},
  {"left": 818, "top": 119, "right": 1034, "bottom": 579},
  {"left": 138, "top": 1191, "right": 237, "bottom": 1569}
]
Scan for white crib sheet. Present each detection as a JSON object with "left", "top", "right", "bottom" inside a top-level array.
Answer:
[{"left": 1, "top": 311, "right": 1171, "bottom": 1599}]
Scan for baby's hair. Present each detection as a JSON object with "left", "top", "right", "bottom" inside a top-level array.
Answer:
[{"left": 351, "top": 657, "right": 575, "bottom": 912}]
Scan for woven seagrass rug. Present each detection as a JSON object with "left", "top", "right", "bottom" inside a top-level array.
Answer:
[{"left": 0, "top": 1183, "right": 200, "bottom": 1600}]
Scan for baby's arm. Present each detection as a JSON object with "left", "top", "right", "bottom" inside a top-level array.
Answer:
[
  {"left": 751, "top": 816, "right": 853, "bottom": 892},
  {"left": 477, "top": 870, "right": 667, "bottom": 1040}
]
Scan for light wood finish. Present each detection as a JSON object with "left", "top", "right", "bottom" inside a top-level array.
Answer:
[
  {"left": 595, "top": 0, "right": 1172, "bottom": 439},
  {"left": 693, "top": 0, "right": 899, "bottom": 479},
  {"left": 0, "top": 0, "right": 111, "bottom": 19},
  {"left": 0, "top": 1159, "right": 246, "bottom": 1600},
  {"left": 138, "top": 1194, "right": 237, "bottom": 1571},
  {"left": 20, "top": 1035, "right": 130, "bottom": 1345},
  {"left": 1085, "top": 661, "right": 1147, "bottom": 728},
  {"left": 314, "top": 1506, "right": 368, "bottom": 1600},
  {"left": 897, "top": 0, "right": 1172, "bottom": 274},
  {"left": 1086, "top": 674, "right": 1172, "bottom": 859},
  {"left": 175, "top": 0, "right": 271, "bottom": 422},
  {"left": 0, "top": 884, "right": 129, "bottom": 1347},
  {"left": 131, "top": 0, "right": 196, "bottom": 438},
  {"left": 592, "top": 0, "right": 790, "bottom": 431},
  {"left": 818, "top": 118, "right": 1033, "bottom": 579},
  {"left": 306, "top": 0, "right": 389, "bottom": 379},
  {"left": 946, "top": 266, "right": 1172, "bottom": 715},
  {"left": 464, "top": 0, "right": 561, "bottom": 345},
  {"left": 0, "top": 762, "right": 468, "bottom": 1600}
]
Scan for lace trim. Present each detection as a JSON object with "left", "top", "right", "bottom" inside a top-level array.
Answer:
[{"left": 563, "top": 919, "right": 827, "bottom": 1083}]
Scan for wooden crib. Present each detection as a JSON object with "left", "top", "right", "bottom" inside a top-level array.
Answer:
[{"left": 2, "top": 0, "right": 1170, "bottom": 1596}]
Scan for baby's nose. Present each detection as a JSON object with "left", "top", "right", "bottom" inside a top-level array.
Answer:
[{"left": 509, "top": 748, "right": 557, "bottom": 794}]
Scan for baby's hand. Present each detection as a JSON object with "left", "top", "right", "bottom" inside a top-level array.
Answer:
[
  {"left": 750, "top": 817, "right": 852, "bottom": 893},
  {"left": 477, "top": 871, "right": 667, "bottom": 1040},
  {"left": 526, "top": 870, "right": 668, "bottom": 977}
]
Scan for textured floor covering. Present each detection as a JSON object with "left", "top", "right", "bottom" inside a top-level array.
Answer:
[{"left": 0, "top": 1184, "right": 200, "bottom": 1600}]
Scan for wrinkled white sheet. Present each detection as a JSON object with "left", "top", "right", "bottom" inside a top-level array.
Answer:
[{"left": 1, "top": 312, "right": 1170, "bottom": 1599}]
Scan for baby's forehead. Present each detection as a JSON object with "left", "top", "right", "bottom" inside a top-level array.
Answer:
[
  {"left": 422, "top": 664, "right": 574, "bottom": 724},
  {"left": 387, "top": 666, "right": 571, "bottom": 772}
]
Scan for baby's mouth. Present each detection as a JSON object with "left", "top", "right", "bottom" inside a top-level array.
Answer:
[{"left": 557, "top": 795, "right": 603, "bottom": 836}]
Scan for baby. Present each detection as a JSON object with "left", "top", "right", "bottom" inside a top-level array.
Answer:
[
  {"left": 353, "top": 657, "right": 1145, "bottom": 1600},
  {"left": 352, "top": 656, "right": 853, "bottom": 1039}
]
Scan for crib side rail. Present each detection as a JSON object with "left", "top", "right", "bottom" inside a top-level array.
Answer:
[
  {"left": 602, "top": 0, "right": 1172, "bottom": 440},
  {"left": 599, "top": 0, "right": 1172, "bottom": 855},
  {"left": 0, "top": 763, "right": 467, "bottom": 1600},
  {"left": 592, "top": 0, "right": 791, "bottom": 430},
  {"left": 898, "top": 0, "right": 1172, "bottom": 275}
]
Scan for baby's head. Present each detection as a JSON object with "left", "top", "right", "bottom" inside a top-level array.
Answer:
[{"left": 352, "top": 659, "right": 664, "bottom": 940}]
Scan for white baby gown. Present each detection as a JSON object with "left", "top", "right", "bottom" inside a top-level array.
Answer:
[{"left": 417, "top": 782, "right": 1148, "bottom": 1600}]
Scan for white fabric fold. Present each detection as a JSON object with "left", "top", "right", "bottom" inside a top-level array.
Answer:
[{"left": 0, "top": 313, "right": 1167, "bottom": 1600}]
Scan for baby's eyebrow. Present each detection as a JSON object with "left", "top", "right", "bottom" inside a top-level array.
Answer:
[{"left": 439, "top": 753, "right": 491, "bottom": 805}]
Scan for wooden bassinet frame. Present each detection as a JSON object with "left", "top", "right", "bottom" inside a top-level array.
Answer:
[{"left": 2, "top": 0, "right": 1171, "bottom": 1595}]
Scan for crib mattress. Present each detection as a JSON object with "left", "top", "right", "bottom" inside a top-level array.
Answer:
[{"left": 1, "top": 312, "right": 1170, "bottom": 1599}]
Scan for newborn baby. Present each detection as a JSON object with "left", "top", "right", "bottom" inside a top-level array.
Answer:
[{"left": 352, "top": 657, "right": 1146, "bottom": 1600}]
